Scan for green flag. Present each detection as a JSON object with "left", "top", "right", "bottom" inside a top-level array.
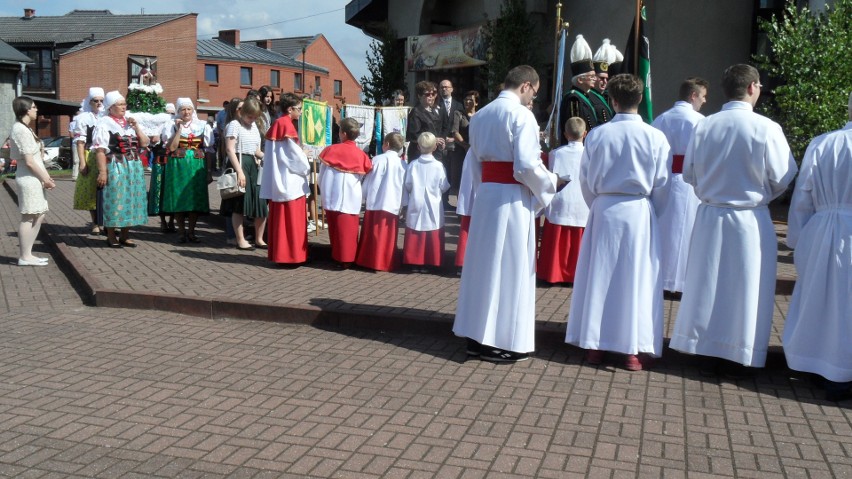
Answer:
[
  {"left": 299, "top": 98, "right": 329, "bottom": 149},
  {"left": 625, "top": 3, "right": 653, "bottom": 123}
]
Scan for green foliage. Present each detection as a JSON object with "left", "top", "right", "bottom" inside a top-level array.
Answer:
[
  {"left": 361, "top": 24, "right": 406, "bottom": 106},
  {"left": 480, "top": 0, "right": 541, "bottom": 97},
  {"left": 126, "top": 89, "right": 166, "bottom": 114},
  {"left": 754, "top": 0, "right": 851, "bottom": 161}
]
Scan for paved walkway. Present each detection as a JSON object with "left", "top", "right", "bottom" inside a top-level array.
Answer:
[{"left": 2, "top": 177, "right": 849, "bottom": 478}]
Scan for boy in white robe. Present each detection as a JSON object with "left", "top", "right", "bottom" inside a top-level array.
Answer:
[
  {"left": 670, "top": 64, "right": 797, "bottom": 375},
  {"left": 651, "top": 77, "right": 708, "bottom": 295},
  {"left": 537, "top": 117, "right": 588, "bottom": 284},
  {"left": 402, "top": 132, "right": 450, "bottom": 271},
  {"left": 782, "top": 93, "right": 852, "bottom": 402},
  {"left": 565, "top": 74, "right": 671, "bottom": 371},
  {"left": 355, "top": 132, "right": 407, "bottom": 271}
]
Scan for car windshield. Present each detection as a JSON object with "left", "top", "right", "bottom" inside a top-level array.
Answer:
[{"left": 46, "top": 138, "right": 65, "bottom": 147}]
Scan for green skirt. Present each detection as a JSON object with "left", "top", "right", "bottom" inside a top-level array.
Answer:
[
  {"left": 220, "top": 154, "right": 267, "bottom": 218},
  {"left": 147, "top": 160, "right": 167, "bottom": 216},
  {"left": 162, "top": 151, "right": 209, "bottom": 214},
  {"left": 73, "top": 150, "right": 98, "bottom": 211}
]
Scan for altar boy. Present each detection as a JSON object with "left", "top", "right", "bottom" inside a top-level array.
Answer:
[{"left": 402, "top": 132, "right": 450, "bottom": 271}]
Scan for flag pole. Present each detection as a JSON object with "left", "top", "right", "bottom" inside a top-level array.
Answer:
[
  {"left": 551, "top": 2, "right": 568, "bottom": 147},
  {"left": 633, "top": 0, "right": 641, "bottom": 75}
]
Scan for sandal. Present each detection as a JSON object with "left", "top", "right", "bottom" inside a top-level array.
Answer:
[
  {"left": 106, "top": 239, "right": 122, "bottom": 248},
  {"left": 119, "top": 239, "right": 137, "bottom": 248},
  {"left": 91, "top": 225, "right": 101, "bottom": 235},
  {"left": 187, "top": 234, "right": 201, "bottom": 243}
]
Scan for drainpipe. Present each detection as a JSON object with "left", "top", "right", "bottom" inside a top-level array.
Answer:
[{"left": 17, "top": 62, "right": 26, "bottom": 96}]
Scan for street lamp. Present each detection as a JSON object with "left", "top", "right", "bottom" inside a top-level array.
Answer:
[{"left": 299, "top": 39, "right": 309, "bottom": 95}]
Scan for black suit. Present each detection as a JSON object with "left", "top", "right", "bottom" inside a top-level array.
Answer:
[
  {"left": 406, "top": 104, "right": 449, "bottom": 161},
  {"left": 440, "top": 96, "right": 465, "bottom": 190}
]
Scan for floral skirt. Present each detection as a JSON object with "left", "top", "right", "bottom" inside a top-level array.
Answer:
[
  {"left": 73, "top": 150, "right": 98, "bottom": 211},
  {"left": 102, "top": 158, "right": 148, "bottom": 228}
]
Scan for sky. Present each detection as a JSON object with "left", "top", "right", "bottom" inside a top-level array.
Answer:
[{"left": 0, "top": 0, "right": 375, "bottom": 83}]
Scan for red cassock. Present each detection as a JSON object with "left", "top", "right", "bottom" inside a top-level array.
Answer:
[
  {"left": 403, "top": 228, "right": 444, "bottom": 267},
  {"left": 326, "top": 210, "right": 360, "bottom": 263},
  {"left": 454, "top": 215, "right": 471, "bottom": 267},
  {"left": 537, "top": 220, "right": 584, "bottom": 283},
  {"left": 267, "top": 197, "right": 308, "bottom": 263},
  {"left": 355, "top": 210, "right": 400, "bottom": 271}
]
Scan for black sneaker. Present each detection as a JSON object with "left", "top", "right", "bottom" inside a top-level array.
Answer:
[
  {"left": 480, "top": 348, "right": 530, "bottom": 363},
  {"left": 465, "top": 338, "right": 482, "bottom": 356}
]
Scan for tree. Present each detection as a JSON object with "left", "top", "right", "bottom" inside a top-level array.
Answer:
[
  {"left": 754, "top": 0, "right": 851, "bottom": 161},
  {"left": 480, "top": 0, "right": 542, "bottom": 97},
  {"left": 360, "top": 24, "right": 406, "bottom": 106}
]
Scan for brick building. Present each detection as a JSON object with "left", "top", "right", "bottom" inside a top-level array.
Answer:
[
  {"left": 0, "top": 8, "right": 197, "bottom": 137},
  {"left": 247, "top": 34, "right": 362, "bottom": 110},
  {"left": 196, "top": 30, "right": 329, "bottom": 118}
]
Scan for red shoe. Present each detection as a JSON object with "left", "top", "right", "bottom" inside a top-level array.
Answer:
[
  {"left": 624, "top": 354, "right": 642, "bottom": 371},
  {"left": 585, "top": 349, "right": 605, "bottom": 365}
]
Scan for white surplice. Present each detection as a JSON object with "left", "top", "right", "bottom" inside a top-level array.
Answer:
[
  {"left": 363, "top": 150, "right": 406, "bottom": 215},
  {"left": 670, "top": 101, "right": 797, "bottom": 367},
  {"left": 259, "top": 137, "right": 310, "bottom": 202},
  {"left": 402, "top": 153, "right": 450, "bottom": 231},
  {"left": 565, "top": 114, "right": 670, "bottom": 356},
  {"left": 319, "top": 165, "right": 364, "bottom": 215},
  {"left": 455, "top": 148, "right": 479, "bottom": 216},
  {"left": 544, "top": 141, "right": 588, "bottom": 227},
  {"left": 783, "top": 122, "right": 852, "bottom": 382},
  {"left": 652, "top": 102, "right": 704, "bottom": 292},
  {"left": 452, "top": 90, "right": 558, "bottom": 353}
]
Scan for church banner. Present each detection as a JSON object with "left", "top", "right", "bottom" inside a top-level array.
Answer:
[
  {"left": 299, "top": 98, "right": 329, "bottom": 157},
  {"left": 406, "top": 26, "right": 488, "bottom": 71}
]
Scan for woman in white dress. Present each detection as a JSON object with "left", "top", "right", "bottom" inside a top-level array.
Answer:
[{"left": 10, "top": 96, "right": 56, "bottom": 266}]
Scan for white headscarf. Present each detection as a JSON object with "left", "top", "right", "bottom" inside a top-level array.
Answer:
[
  {"left": 176, "top": 97, "right": 194, "bottom": 111},
  {"left": 103, "top": 90, "right": 125, "bottom": 112},
  {"left": 81, "top": 87, "right": 105, "bottom": 113}
]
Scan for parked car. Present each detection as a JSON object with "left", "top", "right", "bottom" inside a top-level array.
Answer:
[{"left": 41, "top": 136, "right": 73, "bottom": 170}]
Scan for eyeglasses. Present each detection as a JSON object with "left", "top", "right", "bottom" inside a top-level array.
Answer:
[
  {"left": 424, "top": 91, "right": 437, "bottom": 97},
  {"left": 440, "top": 85, "right": 452, "bottom": 89},
  {"left": 529, "top": 82, "right": 539, "bottom": 100}
]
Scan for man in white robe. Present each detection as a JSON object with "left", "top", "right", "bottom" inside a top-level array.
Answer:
[
  {"left": 565, "top": 74, "right": 671, "bottom": 371},
  {"left": 453, "top": 65, "right": 559, "bottom": 363},
  {"left": 652, "top": 77, "right": 708, "bottom": 294},
  {"left": 670, "top": 64, "right": 797, "bottom": 374},
  {"left": 782, "top": 93, "right": 852, "bottom": 402}
]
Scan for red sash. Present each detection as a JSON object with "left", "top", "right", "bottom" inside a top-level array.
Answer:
[
  {"left": 482, "top": 162, "right": 519, "bottom": 184},
  {"left": 672, "top": 155, "right": 685, "bottom": 174}
]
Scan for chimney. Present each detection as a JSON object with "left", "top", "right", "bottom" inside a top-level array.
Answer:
[
  {"left": 23, "top": 8, "right": 35, "bottom": 19},
  {"left": 255, "top": 39, "right": 272, "bottom": 50},
  {"left": 218, "top": 29, "right": 240, "bottom": 48}
]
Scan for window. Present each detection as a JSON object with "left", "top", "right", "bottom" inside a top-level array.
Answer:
[
  {"left": 270, "top": 70, "right": 280, "bottom": 88},
  {"left": 240, "top": 67, "right": 252, "bottom": 86},
  {"left": 294, "top": 73, "right": 303, "bottom": 91},
  {"left": 204, "top": 64, "right": 219, "bottom": 83},
  {"left": 334, "top": 80, "right": 343, "bottom": 97},
  {"left": 315, "top": 76, "right": 321, "bottom": 90},
  {"left": 128, "top": 55, "right": 157, "bottom": 86},
  {"left": 21, "top": 48, "right": 53, "bottom": 90}
]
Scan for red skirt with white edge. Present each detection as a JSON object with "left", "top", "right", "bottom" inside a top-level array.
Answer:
[
  {"left": 454, "top": 215, "right": 471, "bottom": 267},
  {"left": 537, "top": 221, "right": 584, "bottom": 283},
  {"left": 325, "top": 210, "right": 360, "bottom": 263},
  {"left": 266, "top": 198, "right": 308, "bottom": 264},
  {"left": 355, "top": 209, "right": 400, "bottom": 271},
  {"left": 403, "top": 227, "right": 445, "bottom": 267}
]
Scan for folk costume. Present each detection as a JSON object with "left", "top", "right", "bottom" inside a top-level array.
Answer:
[
  {"left": 318, "top": 140, "right": 372, "bottom": 264},
  {"left": 147, "top": 104, "right": 174, "bottom": 218},
  {"left": 670, "top": 101, "right": 797, "bottom": 367},
  {"left": 91, "top": 96, "right": 148, "bottom": 229},
  {"left": 402, "top": 153, "right": 450, "bottom": 267},
  {"left": 651, "top": 101, "right": 705, "bottom": 292},
  {"left": 162, "top": 100, "right": 212, "bottom": 216},
  {"left": 783, "top": 121, "right": 852, "bottom": 383},
  {"left": 537, "top": 141, "right": 588, "bottom": 284},
  {"left": 355, "top": 149, "right": 406, "bottom": 271},
  {"left": 452, "top": 90, "right": 558, "bottom": 355},
  {"left": 559, "top": 35, "right": 599, "bottom": 135},
  {"left": 72, "top": 87, "right": 104, "bottom": 218},
  {"left": 591, "top": 39, "right": 622, "bottom": 120},
  {"left": 565, "top": 114, "right": 670, "bottom": 357},
  {"left": 260, "top": 116, "right": 311, "bottom": 264}
]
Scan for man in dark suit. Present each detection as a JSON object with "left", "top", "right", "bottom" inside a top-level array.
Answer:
[{"left": 439, "top": 79, "right": 465, "bottom": 204}]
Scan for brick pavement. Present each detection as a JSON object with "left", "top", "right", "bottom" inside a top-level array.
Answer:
[
  {"left": 3, "top": 178, "right": 794, "bottom": 350},
  {"left": 1, "top": 177, "right": 850, "bottom": 477}
]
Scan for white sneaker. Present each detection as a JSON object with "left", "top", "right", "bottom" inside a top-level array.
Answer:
[
  {"left": 18, "top": 257, "right": 48, "bottom": 266},
  {"left": 307, "top": 221, "right": 316, "bottom": 233}
]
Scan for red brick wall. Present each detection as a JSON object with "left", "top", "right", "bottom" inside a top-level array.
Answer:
[
  {"left": 56, "top": 15, "right": 198, "bottom": 134},
  {"left": 296, "top": 35, "right": 363, "bottom": 114}
]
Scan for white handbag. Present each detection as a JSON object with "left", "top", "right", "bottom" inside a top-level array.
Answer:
[{"left": 217, "top": 168, "right": 245, "bottom": 199}]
